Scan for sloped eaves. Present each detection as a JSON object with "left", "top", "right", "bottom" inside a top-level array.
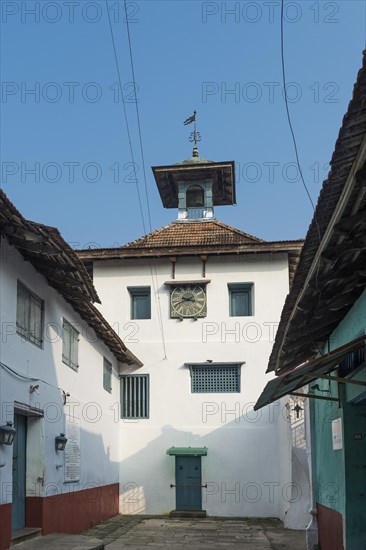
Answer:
[
  {"left": 268, "top": 51, "right": 366, "bottom": 374},
  {"left": 0, "top": 189, "right": 142, "bottom": 367}
]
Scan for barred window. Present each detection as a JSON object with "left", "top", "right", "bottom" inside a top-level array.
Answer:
[
  {"left": 189, "top": 364, "right": 241, "bottom": 393},
  {"left": 120, "top": 374, "right": 149, "bottom": 418},
  {"left": 16, "top": 281, "right": 44, "bottom": 348}
]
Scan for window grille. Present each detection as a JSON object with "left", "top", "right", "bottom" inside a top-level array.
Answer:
[
  {"left": 16, "top": 281, "right": 44, "bottom": 347},
  {"left": 120, "top": 374, "right": 149, "bottom": 418},
  {"left": 190, "top": 364, "right": 241, "bottom": 393},
  {"left": 338, "top": 344, "right": 365, "bottom": 378}
]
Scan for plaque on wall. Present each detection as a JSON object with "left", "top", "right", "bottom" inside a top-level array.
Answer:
[{"left": 64, "top": 415, "right": 80, "bottom": 482}]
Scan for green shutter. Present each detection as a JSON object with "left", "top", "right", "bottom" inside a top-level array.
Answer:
[{"left": 128, "top": 287, "right": 151, "bottom": 319}]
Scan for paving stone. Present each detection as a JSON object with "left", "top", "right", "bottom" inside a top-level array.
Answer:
[
  {"left": 82, "top": 515, "right": 306, "bottom": 549},
  {"left": 13, "top": 534, "right": 104, "bottom": 550}
]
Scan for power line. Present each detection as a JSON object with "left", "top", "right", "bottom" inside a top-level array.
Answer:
[
  {"left": 106, "top": 0, "right": 167, "bottom": 358},
  {"left": 0, "top": 360, "right": 66, "bottom": 395},
  {"left": 280, "top": 0, "right": 316, "bottom": 212},
  {"left": 123, "top": 0, "right": 153, "bottom": 233},
  {"left": 105, "top": 0, "right": 146, "bottom": 235},
  {"left": 123, "top": 0, "right": 167, "bottom": 358}
]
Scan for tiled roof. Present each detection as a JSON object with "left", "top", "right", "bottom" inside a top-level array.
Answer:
[
  {"left": 267, "top": 50, "right": 366, "bottom": 374},
  {"left": 77, "top": 220, "right": 304, "bottom": 287},
  {"left": 0, "top": 189, "right": 142, "bottom": 366},
  {"left": 123, "top": 220, "right": 265, "bottom": 249}
]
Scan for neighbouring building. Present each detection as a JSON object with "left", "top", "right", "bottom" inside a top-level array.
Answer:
[
  {"left": 77, "top": 148, "right": 306, "bottom": 521},
  {"left": 0, "top": 190, "right": 142, "bottom": 550},
  {"left": 255, "top": 52, "right": 366, "bottom": 550}
]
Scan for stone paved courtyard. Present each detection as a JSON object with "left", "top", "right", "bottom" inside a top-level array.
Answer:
[{"left": 83, "top": 516, "right": 307, "bottom": 549}]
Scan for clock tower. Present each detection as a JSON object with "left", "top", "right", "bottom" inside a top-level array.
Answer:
[{"left": 152, "top": 149, "right": 236, "bottom": 221}]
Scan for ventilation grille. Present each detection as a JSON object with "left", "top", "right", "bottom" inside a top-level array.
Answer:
[{"left": 190, "top": 365, "right": 240, "bottom": 393}]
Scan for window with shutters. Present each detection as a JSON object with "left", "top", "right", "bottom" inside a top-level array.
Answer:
[
  {"left": 16, "top": 281, "right": 44, "bottom": 348},
  {"left": 103, "top": 358, "right": 112, "bottom": 393},
  {"left": 189, "top": 364, "right": 241, "bottom": 393},
  {"left": 62, "top": 319, "right": 79, "bottom": 371},
  {"left": 120, "top": 374, "right": 149, "bottom": 418},
  {"left": 228, "top": 283, "right": 253, "bottom": 316},
  {"left": 128, "top": 286, "right": 151, "bottom": 320}
]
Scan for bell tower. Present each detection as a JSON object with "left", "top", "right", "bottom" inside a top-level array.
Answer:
[{"left": 152, "top": 112, "right": 236, "bottom": 221}]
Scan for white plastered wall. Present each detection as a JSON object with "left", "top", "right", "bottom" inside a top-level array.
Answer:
[
  {"left": 93, "top": 252, "right": 295, "bottom": 518},
  {"left": 0, "top": 236, "right": 120, "bottom": 506}
]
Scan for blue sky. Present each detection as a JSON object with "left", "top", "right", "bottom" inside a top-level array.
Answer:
[{"left": 1, "top": 1, "right": 365, "bottom": 248}]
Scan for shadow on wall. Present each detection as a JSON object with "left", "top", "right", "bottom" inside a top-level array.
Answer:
[{"left": 118, "top": 406, "right": 311, "bottom": 521}]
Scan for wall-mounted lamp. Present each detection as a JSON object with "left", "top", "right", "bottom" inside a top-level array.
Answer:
[
  {"left": 55, "top": 433, "right": 68, "bottom": 452},
  {"left": 0, "top": 422, "right": 16, "bottom": 445}
]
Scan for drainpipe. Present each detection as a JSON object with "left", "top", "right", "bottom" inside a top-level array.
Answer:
[{"left": 305, "top": 394, "right": 319, "bottom": 550}]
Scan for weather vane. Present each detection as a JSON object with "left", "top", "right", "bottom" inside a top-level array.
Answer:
[{"left": 183, "top": 111, "right": 201, "bottom": 156}]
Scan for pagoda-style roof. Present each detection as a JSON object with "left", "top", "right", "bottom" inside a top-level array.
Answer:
[{"left": 152, "top": 158, "right": 236, "bottom": 208}]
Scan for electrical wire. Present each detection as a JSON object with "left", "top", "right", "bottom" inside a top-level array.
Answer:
[
  {"left": 280, "top": 0, "right": 316, "bottom": 213},
  {"left": 105, "top": 0, "right": 146, "bottom": 235},
  {"left": 0, "top": 360, "right": 65, "bottom": 393},
  {"left": 123, "top": 0, "right": 152, "bottom": 233},
  {"left": 280, "top": 0, "right": 322, "bottom": 299},
  {"left": 122, "top": 0, "right": 167, "bottom": 358}
]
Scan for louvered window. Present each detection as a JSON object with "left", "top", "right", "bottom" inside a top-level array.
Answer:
[
  {"left": 16, "top": 281, "right": 44, "bottom": 348},
  {"left": 120, "top": 374, "right": 149, "bottom": 418},
  {"left": 190, "top": 364, "right": 241, "bottom": 393},
  {"left": 103, "top": 358, "right": 112, "bottom": 393},
  {"left": 62, "top": 319, "right": 79, "bottom": 371}
]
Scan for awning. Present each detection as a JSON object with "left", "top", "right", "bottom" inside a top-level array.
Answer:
[
  {"left": 254, "top": 335, "right": 366, "bottom": 411},
  {"left": 166, "top": 447, "right": 208, "bottom": 456}
]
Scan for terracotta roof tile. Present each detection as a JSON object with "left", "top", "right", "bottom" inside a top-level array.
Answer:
[
  {"left": 123, "top": 220, "right": 265, "bottom": 250},
  {"left": 0, "top": 189, "right": 141, "bottom": 366},
  {"left": 267, "top": 50, "right": 366, "bottom": 374}
]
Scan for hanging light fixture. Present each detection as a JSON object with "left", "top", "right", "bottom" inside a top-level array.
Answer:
[
  {"left": 55, "top": 433, "right": 68, "bottom": 451},
  {"left": 0, "top": 422, "right": 16, "bottom": 445}
]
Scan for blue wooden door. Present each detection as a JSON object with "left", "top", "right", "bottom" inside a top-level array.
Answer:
[
  {"left": 12, "top": 414, "right": 27, "bottom": 531},
  {"left": 175, "top": 456, "right": 202, "bottom": 510}
]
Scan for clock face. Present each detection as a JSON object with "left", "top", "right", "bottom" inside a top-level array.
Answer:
[{"left": 170, "top": 284, "right": 207, "bottom": 318}]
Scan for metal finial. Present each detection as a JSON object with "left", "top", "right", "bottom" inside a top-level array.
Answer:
[{"left": 183, "top": 110, "right": 201, "bottom": 156}]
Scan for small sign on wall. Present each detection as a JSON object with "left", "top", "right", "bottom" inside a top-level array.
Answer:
[
  {"left": 332, "top": 417, "right": 343, "bottom": 450},
  {"left": 65, "top": 415, "right": 80, "bottom": 482}
]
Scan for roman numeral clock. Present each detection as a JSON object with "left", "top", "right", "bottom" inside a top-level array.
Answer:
[{"left": 165, "top": 281, "right": 210, "bottom": 319}]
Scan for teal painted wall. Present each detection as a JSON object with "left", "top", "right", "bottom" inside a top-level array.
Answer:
[
  {"left": 343, "top": 402, "right": 366, "bottom": 549},
  {"left": 313, "top": 385, "right": 345, "bottom": 515},
  {"left": 313, "top": 289, "right": 366, "bottom": 546}
]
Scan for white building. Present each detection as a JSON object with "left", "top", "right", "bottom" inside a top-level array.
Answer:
[
  {"left": 0, "top": 190, "right": 141, "bottom": 550},
  {"left": 78, "top": 151, "right": 305, "bottom": 520}
]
